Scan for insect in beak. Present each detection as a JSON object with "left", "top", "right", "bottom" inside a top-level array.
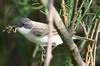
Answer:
[{"left": 3, "top": 25, "right": 17, "bottom": 33}]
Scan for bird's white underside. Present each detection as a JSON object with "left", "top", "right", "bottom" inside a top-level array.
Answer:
[{"left": 17, "top": 27, "right": 63, "bottom": 46}]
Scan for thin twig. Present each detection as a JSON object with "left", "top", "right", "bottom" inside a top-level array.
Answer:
[
  {"left": 86, "top": 19, "right": 97, "bottom": 66},
  {"left": 69, "top": 0, "right": 79, "bottom": 33},
  {"left": 90, "top": 20, "right": 97, "bottom": 66},
  {"left": 86, "top": 45, "right": 90, "bottom": 65},
  {"left": 45, "top": 0, "right": 53, "bottom": 66},
  {"left": 61, "top": 0, "right": 67, "bottom": 25},
  {"left": 92, "top": 20, "right": 99, "bottom": 66},
  {"left": 80, "top": 22, "right": 88, "bottom": 38}
]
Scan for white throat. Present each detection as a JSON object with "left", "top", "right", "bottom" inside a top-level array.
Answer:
[{"left": 17, "top": 27, "right": 31, "bottom": 34}]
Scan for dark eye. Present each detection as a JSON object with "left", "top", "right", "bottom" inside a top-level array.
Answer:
[{"left": 22, "top": 23, "right": 24, "bottom": 26}]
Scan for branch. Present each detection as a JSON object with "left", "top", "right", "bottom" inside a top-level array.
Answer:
[
  {"left": 40, "top": 0, "right": 86, "bottom": 66},
  {"left": 69, "top": 0, "right": 79, "bottom": 34},
  {"left": 61, "top": 0, "right": 67, "bottom": 24},
  {"left": 52, "top": 5, "right": 86, "bottom": 66},
  {"left": 45, "top": 0, "right": 53, "bottom": 66}
]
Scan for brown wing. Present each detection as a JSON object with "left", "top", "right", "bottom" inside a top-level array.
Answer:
[
  {"left": 31, "top": 28, "right": 58, "bottom": 37},
  {"left": 30, "top": 22, "right": 58, "bottom": 37},
  {"left": 31, "top": 28, "right": 48, "bottom": 36}
]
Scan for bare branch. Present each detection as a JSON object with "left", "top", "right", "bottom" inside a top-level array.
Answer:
[
  {"left": 61, "top": 0, "right": 67, "bottom": 24},
  {"left": 69, "top": 0, "right": 79, "bottom": 34},
  {"left": 45, "top": 0, "right": 54, "bottom": 66},
  {"left": 93, "top": 20, "right": 100, "bottom": 66}
]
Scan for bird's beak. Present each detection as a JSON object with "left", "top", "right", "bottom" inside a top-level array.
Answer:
[{"left": 12, "top": 25, "right": 18, "bottom": 33}]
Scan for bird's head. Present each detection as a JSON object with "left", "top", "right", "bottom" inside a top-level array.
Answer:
[
  {"left": 15, "top": 18, "right": 33, "bottom": 34},
  {"left": 15, "top": 18, "right": 33, "bottom": 29}
]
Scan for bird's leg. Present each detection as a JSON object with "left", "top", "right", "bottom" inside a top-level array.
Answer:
[{"left": 40, "top": 45, "right": 47, "bottom": 62}]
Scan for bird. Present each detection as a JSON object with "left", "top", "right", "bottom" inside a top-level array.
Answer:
[
  {"left": 3, "top": 18, "right": 94, "bottom": 47},
  {"left": 14, "top": 18, "right": 63, "bottom": 46}
]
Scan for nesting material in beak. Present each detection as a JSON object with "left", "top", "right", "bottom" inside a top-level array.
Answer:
[{"left": 3, "top": 25, "right": 17, "bottom": 33}]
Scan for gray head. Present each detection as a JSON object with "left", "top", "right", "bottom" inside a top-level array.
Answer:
[{"left": 15, "top": 18, "right": 33, "bottom": 29}]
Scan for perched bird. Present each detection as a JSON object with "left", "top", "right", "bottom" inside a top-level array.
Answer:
[
  {"left": 3, "top": 18, "right": 94, "bottom": 47},
  {"left": 14, "top": 18, "right": 63, "bottom": 46}
]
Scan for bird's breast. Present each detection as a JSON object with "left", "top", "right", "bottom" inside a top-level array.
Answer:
[{"left": 17, "top": 27, "right": 63, "bottom": 46}]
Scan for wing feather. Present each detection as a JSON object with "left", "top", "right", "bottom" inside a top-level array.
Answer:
[{"left": 30, "top": 21, "right": 57, "bottom": 37}]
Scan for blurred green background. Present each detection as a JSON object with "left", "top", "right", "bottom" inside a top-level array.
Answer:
[{"left": 0, "top": 0, "right": 43, "bottom": 66}]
